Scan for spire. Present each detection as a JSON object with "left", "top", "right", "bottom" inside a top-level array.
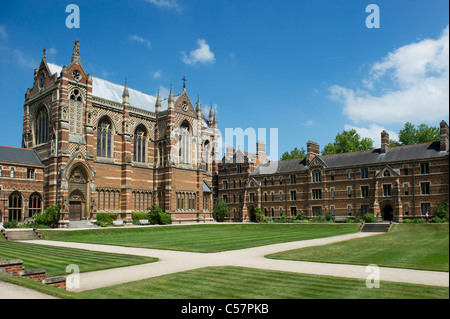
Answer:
[
  {"left": 213, "top": 109, "right": 218, "bottom": 127},
  {"left": 209, "top": 104, "right": 214, "bottom": 125},
  {"left": 155, "top": 90, "right": 161, "bottom": 113},
  {"left": 71, "top": 40, "right": 81, "bottom": 64},
  {"left": 168, "top": 85, "right": 174, "bottom": 110},
  {"left": 196, "top": 96, "right": 201, "bottom": 116},
  {"left": 42, "top": 48, "right": 47, "bottom": 62},
  {"left": 122, "top": 79, "right": 130, "bottom": 105}
]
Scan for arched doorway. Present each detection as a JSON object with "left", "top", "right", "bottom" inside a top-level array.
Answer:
[
  {"left": 69, "top": 190, "right": 85, "bottom": 221},
  {"left": 249, "top": 206, "right": 257, "bottom": 222},
  {"left": 67, "top": 165, "right": 90, "bottom": 221},
  {"left": 383, "top": 205, "right": 394, "bottom": 221}
]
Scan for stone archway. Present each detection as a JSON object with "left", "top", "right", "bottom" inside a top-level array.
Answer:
[
  {"left": 383, "top": 205, "right": 394, "bottom": 221},
  {"left": 67, "top": 164, "right": 90, "bottom": 220}
]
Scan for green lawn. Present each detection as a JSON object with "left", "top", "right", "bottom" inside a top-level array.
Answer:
[
  {"left": 267, "top": 224, "right": 449, "bottom": 272},
  {"left": 0, "top": 241, "right": 157, "bottom": 277},
  {"left": 81, "top": 266, "right": 449, "bottom": 299},
  {"left": 39, "top": 224, "right": 360, "bottom": 253}
]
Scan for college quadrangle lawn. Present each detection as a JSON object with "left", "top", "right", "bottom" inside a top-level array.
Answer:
[{"left": 1, "top": 223, "right": 448, "bottom": 299}]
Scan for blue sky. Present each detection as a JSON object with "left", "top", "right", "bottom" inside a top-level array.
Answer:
[{"left": 0, "top": 0, "right": 448, "bottom": 160}]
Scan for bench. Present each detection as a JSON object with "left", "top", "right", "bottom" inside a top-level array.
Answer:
[
  {"left": 113, "top": 220, "right": 124, "bottom": 226},
  {"left": 334, "top": 216, "right": 348, "bottom": 223},
  {"left": 139, "top": 219, "right": 149, "bottom": 225}
]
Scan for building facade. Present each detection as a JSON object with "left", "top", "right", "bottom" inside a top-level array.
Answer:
[
  {"left": 0, "top": 146, "right": 45, "bottom": 223},
  {"left": 218, "top": 123, "right": 449, "bottom": 222},
  {"left": 19, "top": 41, "right": 220, "bottom": 225}
]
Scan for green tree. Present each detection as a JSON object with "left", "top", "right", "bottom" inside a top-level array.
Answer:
[
  {"left": 280, "top": 147, "right": 307, "bottom": 160},
  {"left": 398, "top": 122, "right": 440, "bottom": 145},
  {"left": 322, "top": 129, "right": 374, "bottom": 155},
  {"left": 213, "top": 198, "right": 229, "bottom": 221}
]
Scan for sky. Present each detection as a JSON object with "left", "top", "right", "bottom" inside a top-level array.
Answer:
[{"left": 0, "top": 0, "right": 448, "bottom": 161}]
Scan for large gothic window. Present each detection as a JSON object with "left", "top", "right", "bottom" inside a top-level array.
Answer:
[
  {"left": 35, "top": 107, "right": 49, "bottom": 145},
  {"left": 134, "top": 125, "right": 146, "bottom": 163},
  {"left": 29, "top": 192, "right": 42, "bottom": 218},
  {"left": 179, "top": 122, "right": 190, "bottom": 164},
  {"left": 97, "top": 117, "right": 112, "bottom": 158},
  {"left": 9, "top": 191, "right": 23, "bottom": 221}
]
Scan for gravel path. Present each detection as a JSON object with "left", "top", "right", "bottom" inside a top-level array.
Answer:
[{"left": 14, "top": 231, "right": 449, "bottom": 293}]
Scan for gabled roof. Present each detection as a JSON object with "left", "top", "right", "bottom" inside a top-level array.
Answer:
[
  {"left": 251, "top": 142, "right": 447, "bottom": 175},
  {"left": 47, "top": 62, "right": 178, "bottom": 113},
  {"left": 0, "top": 146, "right": 44, "bottom": 166}
]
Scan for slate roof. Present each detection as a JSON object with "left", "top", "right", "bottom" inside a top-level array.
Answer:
[
  {"left": 0, "top": 146, "right": 44, "bottom": 166},
  {"left": 47, "top": 63, "right": 177, "bottom": 113},
  {"left": 203, "top": 181, "right": 212, "bottom": 193},
  {"left": 251, "top": 142, "right": 447, "bottom": 175}
]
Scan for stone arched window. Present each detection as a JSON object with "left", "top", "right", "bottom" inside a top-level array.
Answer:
[
  {"left": 9, "top": 191, "right": 23, "bottom": 221},
  {"left": 70, "top": 88, "right": 83, "bottom": 101},
  {"left": 312, "top": 170, "right": 322, "bottom": 183},
  {"left": 179, "top": 121, "right": 190, "bottom": 164},
  {"left": 35, "top": 106, "right": 49, "bottom": 145},
  {"left": 29, "top": 192, "right": 42, "bottom": 218},
  {"left": 134, "top": 125, "right": 147, "bottom": 163},
  {"left": 97, "top": 117, "right": 113, "bottom": 158}
]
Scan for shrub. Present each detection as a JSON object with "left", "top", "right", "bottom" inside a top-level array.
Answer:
[
  {"left": 325, "top": 213, "right": 334, "bottom": 222},
  {"left": 3, "top": 220, "right": 19, "bottom": 229},
  {"left": 363, "top": 213, "right": 375, "bottom": 223},
  {"left": 44, "top": 205, "right": 60, "bottom": 227},
  {"left": 159, "top": 212, "right": 172, "bottom": 225},
  {"left": 96, "top": 212, "right": 118, "bottom": 227},
  {"left": 436, "top": 201, "right": 449, "bottom": 221},
  {"left": 213, "top": 199, "right": 229, "bottom": 221},
  {"left": 147, "top": 204, "right": 171, "bottom": 225},
  {"left": 430, "top": 216, "right": 443, "bottom": 223},
  {"left": 132, "top": 212, "right": 149, "bottom": 224}
]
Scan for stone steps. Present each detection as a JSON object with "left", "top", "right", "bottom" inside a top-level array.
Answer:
[
  {"left": 1, "top": 229, "right": 42, "bottom": 241},
  {"left": 69, "top": 220, "right": 100, "bottom": 229},
  {"left": 360, "top": 223, "right": 392, "bottom": 232}
]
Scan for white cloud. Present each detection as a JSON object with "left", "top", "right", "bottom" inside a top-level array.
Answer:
[
  {"left": 146, "top": 0, "right": 181, "bottom": 11},
  {"left": 0, "top": 25, "right": 7, "bottom": 41},
  {"left": 344, "top": 123, "right": 399, "bottom": 148},
  {"left": 13, "top": 48, "right": 37, "bottom": 68},
  {"left": 301, "top": 120, "right": 314, "bottom": 127},
  {"left": 152, "top": 70, "right": 162, "bottom": 79},
  {"left": 129, "top": 35, "right": 152, "bottom": 49},
  {"left": 329, "top": 25, "right": 449, "bottom": 125},
  {"left": 182, "top": 39, "right": 215, "bottom": 66}
]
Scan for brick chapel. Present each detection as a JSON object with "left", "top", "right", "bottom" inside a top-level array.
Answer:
[{"left": 2, "top": 41, "right": 220, "bottom": 225}]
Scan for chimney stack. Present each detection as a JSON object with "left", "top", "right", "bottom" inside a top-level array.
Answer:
[
  {"left": 440, "top": 120, "right": 449, "bottom": 151},
  {"left": 257, "top": 141, "right": 268, "bottom": 164},
  {"left": 306, "top": 141, "right": 320, "bottom": 165},
  {"left": 381, "top": 130, "right": 389, "bottom": 154}
]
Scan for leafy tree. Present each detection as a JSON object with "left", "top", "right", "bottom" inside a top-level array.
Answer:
[
  {"left": 398, "top": 122, "right": 440, "bottom": 145},
  {"left": 213, "top": 198, "right": 229, "bottom": 221},
  {"left": 280, "top": 147, "right": 307, "bottom": 160},
  {"left": 322, "top": 129, "right": 374, "bottom": 155}
]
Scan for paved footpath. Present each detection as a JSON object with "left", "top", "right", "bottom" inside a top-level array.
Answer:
[{"left": 16, "top": 232, "right": 449, "bottom": 293}]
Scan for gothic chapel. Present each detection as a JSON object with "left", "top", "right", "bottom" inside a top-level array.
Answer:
[{"left": 22, "top": 41, "right": 219, "bottom": 225}]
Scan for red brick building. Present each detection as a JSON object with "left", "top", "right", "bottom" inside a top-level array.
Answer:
[
  {"left": 19, "top": 41, "right": 220, "bottom": 225},
  {"left": 0, "top": 146, "right": 44, "bottom": 223},
  {"left": 218, "top": 122, "right": 449, "bottom": 222}
]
